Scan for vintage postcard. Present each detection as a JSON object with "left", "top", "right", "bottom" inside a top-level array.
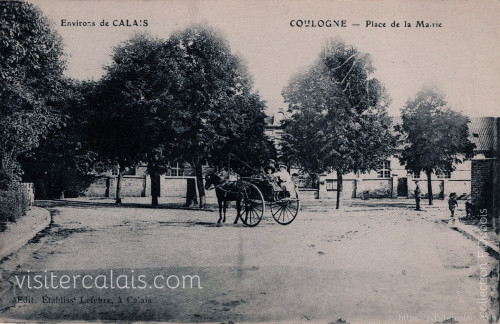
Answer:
[{"left": 0, "top": 0, "right": 499, "bottom": 323}]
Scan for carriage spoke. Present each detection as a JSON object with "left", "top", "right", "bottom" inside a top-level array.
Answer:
[
  {"left": 249, "top": 201, "right": 261, "bottom": 225},
  {"left": 271, "top": 203, "right": 284, "bottom": 218},
  {"left": 282, "top": 204, "right": 288, "bottom": 223},
  {"left": 281, "top": 203, "right": 288, "bottom": 220},
  {"left": 285, "top": 203, "right": 294, "bottom": 222},
  {"left": 282, "top": 201, "right": 290, "bottom": 219},
  {"left": 280, "top": 205, "right": 287, "bottom": 223},
  {"left": 271, "top": 196, "right": 299, "bottom": 225},
  {"left": 253, "top": 200, "right": 262, "bottom": 213},
  {"left": 279, "top": 205, "right": 287, "bottom": 221},
  {"left": 284, "top": 203, "right": 290, "bottom": 219},
  {"left": 252, "top": 209, "right": 259, "bottom": 223},
  {"left": 249, "top": 207, "right": 255, "bottom": 219},
  {"left": 237, "top": 183, "right": 264, "bottom": 227},
  {"left": 274, "top": 206, "right": 281, "bottom": 222}
]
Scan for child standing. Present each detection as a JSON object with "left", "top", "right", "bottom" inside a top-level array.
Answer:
[{"left": 448, "top": 193, "right": 458, "bottom": 218}]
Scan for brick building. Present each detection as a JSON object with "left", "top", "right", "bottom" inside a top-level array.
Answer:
[{"left": 470, "top": 118, "right": 499, "bottom": 231}]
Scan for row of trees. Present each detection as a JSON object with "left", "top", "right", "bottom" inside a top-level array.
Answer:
[
  {"left": 1, "top": 2, "right": 475, "bottom": 211},
  {"left": 280, "top": 38, "right": 475, "bottom": 208},
  {"left": 1, "top": 2, "right": 275, "bottom": 208},
  {"left": 87, "top": 30, "right": 276, "bottom": 206}
]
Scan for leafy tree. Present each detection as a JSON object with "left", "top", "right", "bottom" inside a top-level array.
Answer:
[
  {"left": 281, "top": 38, "right": 395, "bottom": 209},
  {"left": 399, "top": 87, "right": 475, "bottom": 205},
  {"left": 0, "top": 1, "right": 66, "bottom": 182},
  {"left": 88, "top": 28, "right": 271, "bottom": 207},
  {"left": 164, "top": 24, "right": 270, "bottom": 207},
  {"left": 88, "top": 34, "right": 175, "bottom": 204},
  {"left": 19, "top": 80, "right": 101, "bottom": 198},
  {"left": 208, "top": 93, "right": 277, "bottom": 175}
]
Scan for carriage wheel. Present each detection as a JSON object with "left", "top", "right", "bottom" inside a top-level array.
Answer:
[
  {"left": 271, "top": 192, "right": 299, "bottom": 225},
  {"left": 238, "top": 183, "right": 265, "bottom": 227}
]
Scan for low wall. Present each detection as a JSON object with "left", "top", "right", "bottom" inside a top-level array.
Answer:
[
  {"left": 84, "top": 177, "right": 108, "bottom": 197},
  {"left": 407, "top": 179, "right": 444, "bottom": 199},
  {"left": 319, "top": 179, "right": 356, "bottom": 199},
  {"left": 117, "top": 176, "right": 146, "bottom": 197},
  {"left": 356, "top": 179, "right": 392, "bottom": 198},
  {"left": 317, "top": 176, "right": 470, "bottom": 200},
  {"left": 298, "top": 188, "right": 318, "bottom": 200},
  {"left": 161, "top": 177, "right": 188, "bottom": 198},
  {"left": 84, "top": 176, "right": 145, "bottom": 198},
  {"left": 84, "top": 175, "right": 217, "bottom": 202},
  {"left": 162, "top": 177, "right": 216, "bottom": 202},
  {"left": 88, "top": 175, "right": 468, "bottom": 202},
  {"left": 445, "top": 180, "right": 471, "bottom": 199}
]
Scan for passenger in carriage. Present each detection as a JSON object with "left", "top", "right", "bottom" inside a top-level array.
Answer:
[
  {"left": 264, "top": 165, "right": 281, "bottom": 192},
  {"left": 273, "top": 164, "right": 296, "bottom": 198},
  {"left": 265, "top": 164, "right": 275, "bottom": 176}
]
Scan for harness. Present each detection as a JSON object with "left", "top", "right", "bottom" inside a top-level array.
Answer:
[
  {"left": 214, "top": 181, "right": 240, "bottom": 198},
  {"left": 206, "top": 173, "right": 240, "bottom": 198}
]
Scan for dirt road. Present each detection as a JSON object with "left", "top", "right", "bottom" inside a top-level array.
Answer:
[{"left": 0, "top": 199, "right": 497, "bottom": 323}]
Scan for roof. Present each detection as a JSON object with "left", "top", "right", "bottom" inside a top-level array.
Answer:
[{"left": 468, "top": 117, "right": 496, "bottom": 152}]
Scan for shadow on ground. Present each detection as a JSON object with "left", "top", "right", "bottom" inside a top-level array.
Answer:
[{"left": 35, "top": 199, "right": 218, "bottom": 212}]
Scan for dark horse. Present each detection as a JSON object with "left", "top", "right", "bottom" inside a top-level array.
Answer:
[{"left": 204, "top": 171, "right": 242, "bottom": 224}]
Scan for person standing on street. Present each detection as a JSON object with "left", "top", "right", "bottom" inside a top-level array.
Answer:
[
  {"left": 448, "top": 193, "right": 458, "bottom": 218},
  {"left": 414, "top": 181, "right": 422, "bottom": 211}
]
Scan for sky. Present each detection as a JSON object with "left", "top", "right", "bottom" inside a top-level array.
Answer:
[{"left": 31, "top": 0, "right": 500, "bottom": 117}]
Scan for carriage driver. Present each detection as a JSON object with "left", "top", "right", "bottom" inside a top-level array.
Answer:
[{"left": 273, "top": 164, "right": 296, "bottom": 198}]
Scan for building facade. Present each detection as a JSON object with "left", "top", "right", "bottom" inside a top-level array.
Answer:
[
  {"left": 265, "top": 115, "right": 496, "bottom": 201},
  {"left": 83, "top": 114, "right": 496, "bottom": 204}
]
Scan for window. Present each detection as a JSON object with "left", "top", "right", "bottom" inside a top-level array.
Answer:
[
  {"left": 408, "top": 171, "right": 420, "bottom": 179},
  {"left": 325, "top": 180, "right": 337, "bottom": 191},
  {"left": 167, "top": 163, "right": 184, "bottom": 177},
  {"left": 436, "top": 171, "right": 451, "bottom": 179},
  {"left": 377, "top": 160, "right": 391, "bottom": 178}
]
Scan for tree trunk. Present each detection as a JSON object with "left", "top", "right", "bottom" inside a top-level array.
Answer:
[
  {"left": 150, "top": 168, "right": 160, "bottom": 207},
  {"left": 426, "top": 170, "right": 433, "bottom": 205},
  {"left": 185, "top": 178, "right": 198, "bottom": 207},
  {"left": 336, "top": 171, "right": 343, "bottom": 210},
  {"left": 115, "top": 165, "right": 124, "bottom": 204},
  {"left": 195, "top": 161, "right": 206, "bottom": 208}
]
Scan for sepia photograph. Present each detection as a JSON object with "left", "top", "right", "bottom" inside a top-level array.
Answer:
[{"left": 0, "top": 0, "right": 499, "bottom": 323}]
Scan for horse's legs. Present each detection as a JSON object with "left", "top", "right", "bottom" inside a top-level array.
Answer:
[
  {"left": 217, "top": 197, "right": 223, "bottom": 224},
  {"left": 223, "top": 200, "right": 228, "bottom": 223},
  {"left": 234, "top": 198, "right": 240, "bottom": 224}
]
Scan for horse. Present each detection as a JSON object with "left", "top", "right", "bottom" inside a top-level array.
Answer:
[{"left": 204, "top": 171, "right": 242, "bottom": 224}]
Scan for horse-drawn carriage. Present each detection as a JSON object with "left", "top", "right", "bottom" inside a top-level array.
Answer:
[{"left": 204, "top": 154, "right": 300, "bottom": 227}]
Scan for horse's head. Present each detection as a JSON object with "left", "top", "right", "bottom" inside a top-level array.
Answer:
[{"left": 204, "top": 171, "right": 222, "bottom": 190}]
